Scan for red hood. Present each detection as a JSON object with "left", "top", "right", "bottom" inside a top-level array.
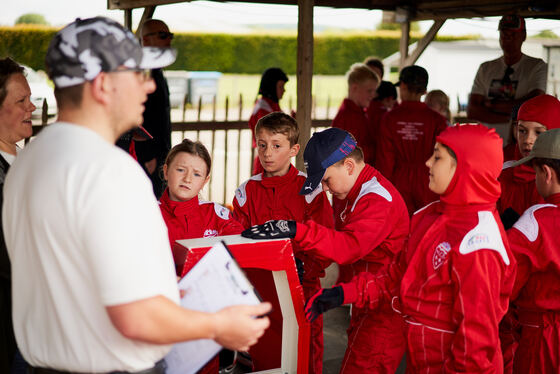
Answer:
[{"left": 437, "top": 124, "right": 503, "bottom": 206}]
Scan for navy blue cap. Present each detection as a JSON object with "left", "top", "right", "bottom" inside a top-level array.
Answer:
[{"left": 299, "top": 128, "right": 357, "bottom": 195}]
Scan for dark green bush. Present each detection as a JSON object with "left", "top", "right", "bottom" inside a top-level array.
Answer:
[{"left": 0, "top": 26, "right": 475, "bottom": 75}]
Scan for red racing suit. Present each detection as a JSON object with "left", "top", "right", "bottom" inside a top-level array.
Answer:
[
  {"left": 248, "top": 97, "right": 281, "bottom": 175},
  {"left": 232, "top": 164, "right": 334, "bottom": 374},
  {"left": 341, "top": 124, "right": 516, "bottom": 373},
  {"left": 159, "top": 189, "right": 244, "bottom": 374},
  {"left": 365, "top": 100, "right": 391, "bottom": 168},
  {"left": 503, "top": 193, "right": 560, "bottom": 373},
  {"left": 376, "top": 100, "right": 447, "bottom": 215},
  {"left": 294, "top": 164, "right": 409, "bottom": 373},
  {"left": 332, "top": 98, "right": 376, "bottom": 166},
  {"left": 497, "top": 147, "right": 544, "bottom": 216},
  {"left": 159, "top": 189, "right": 243, "bottom": 244}
]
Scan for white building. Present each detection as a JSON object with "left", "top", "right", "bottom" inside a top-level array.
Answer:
[{"left": 383, "top": 38, "right": 560, "bottom": 114}]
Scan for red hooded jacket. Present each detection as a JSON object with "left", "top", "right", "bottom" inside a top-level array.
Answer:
[{"left": 343, "top": 124, "right": 516, "bottom": 373}]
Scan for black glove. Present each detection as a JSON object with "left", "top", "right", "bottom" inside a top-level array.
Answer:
[
  {"left": 501, "top": 207, "right": 520, "bottom": 230},
  {"left": 295, "top": 258, "right": 304, "bottom": 284},
  {"left": 241, "top": 220, "right": 297, "bottom": 240},
  {"left": 304, "top": 286, "right": 344, "bottom": 323}
]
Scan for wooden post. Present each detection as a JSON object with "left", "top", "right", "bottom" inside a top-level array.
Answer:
[
  {"left": 225, "top": 96, "right": 229, "bottom": 122},
  {"left": 399, "top": 20, "right": 410, "bottom": 69},
  {"left": 296, "top": 0, "right": 314, "bottom": 170},
  {"left": 136, "top": 6, "right": 155, "bottom": 36},
  {"left": 403, "top": 20, "right": 445, "bottom": 66},
  {"left": 123, "top": 9, "right": 133, "bottom": 30},
  {"left": 238, "top": 93, "right": 243, "bottom": 120}
]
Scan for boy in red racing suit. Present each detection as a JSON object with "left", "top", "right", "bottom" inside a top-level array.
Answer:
[
  {"left": 306, "top": 124, "right": 516, "bottom": 373},
  {"left": 242, "top": 127, "right": 409, "bottom": 373}
]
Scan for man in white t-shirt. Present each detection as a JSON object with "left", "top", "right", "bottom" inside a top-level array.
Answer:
[
  {"left": 2, "top": 17, "right": 270, "bottom": 374},
  {"left": 467, "top": 15, "right": 547, "bottom": 141}
]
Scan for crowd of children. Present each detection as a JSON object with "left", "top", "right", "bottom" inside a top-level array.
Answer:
[{"left": 153, "top": 58, "right": 560, "bottom": 374}]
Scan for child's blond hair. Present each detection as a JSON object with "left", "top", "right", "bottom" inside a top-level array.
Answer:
[
  {"left": 346, "top": 63, "right": 380, "bottom": 86},
  {"left": 255, "top": 112, "right": 299, "bottom": 146},
  {"left": 425, "top": 89, "right": 451, "bottom": 122}
]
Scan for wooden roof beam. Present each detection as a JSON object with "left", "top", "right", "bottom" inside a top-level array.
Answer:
[{"left": 403, "top": 19, "right": 445, "bottom": 67}]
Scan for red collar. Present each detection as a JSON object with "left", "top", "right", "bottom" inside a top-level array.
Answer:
[
  {"left": 512, "top": 146, "right": 536, "bottom": 183},
  {"left": 545, "top": 193, "right": 560, "bottom": 205},
  {"left": 344, "top": 164, "right": 377, "bottom": 205},
  {"left": 160, "top": 189, "right": 199, "bottom": 216},
  {"left": 260, "top": 164, "right": 299, "bottom": 188},
  {"left": 340, "top": 98, "right": 367, "bottom": 115}
]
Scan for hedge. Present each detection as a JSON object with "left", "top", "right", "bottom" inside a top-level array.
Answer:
[{"left": 0, "top": 26, "right": 476, "bottom": 75}]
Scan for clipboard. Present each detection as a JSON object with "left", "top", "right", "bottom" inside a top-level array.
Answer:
[{"left": 164, "top": 241, "right": 261, "bottom": 374}]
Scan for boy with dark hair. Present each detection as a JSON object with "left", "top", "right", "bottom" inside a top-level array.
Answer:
[
  {"left": 232, "top": 111, "right": 333, "bottom": 374},
  {"left": 502, "top": 128, "right": 560, "bottom": 373},
  {"left": 376, "top": 65, "right": 448, "bottom": 215},
  {"left": 243, "top": 127, "right": 409, "bottom": 373},
  {"left": 367, "top": 80, "right": 398, "bottom": 168}
]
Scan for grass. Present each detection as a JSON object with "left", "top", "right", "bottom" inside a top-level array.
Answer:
[{"left": 216, "top": 74, "right": 348, "bottom": 111}]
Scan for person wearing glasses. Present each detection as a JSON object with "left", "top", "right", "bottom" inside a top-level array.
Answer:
[
  {"left": 3, "top": 17, "right": 270, "bottom": 374},
  {"left": 133, "top": 18, "right": 175, "bottom": 199},
  {"left": 467, "top": 15, "right": 546, "bottom": 142}
]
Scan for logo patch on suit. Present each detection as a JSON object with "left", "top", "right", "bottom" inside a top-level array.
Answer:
[
  {"left": 203, "top": 229, "right": 219, "bottom": 237},
  {"left": 432, "top": 241, "right": 451, "bottom": 270}
]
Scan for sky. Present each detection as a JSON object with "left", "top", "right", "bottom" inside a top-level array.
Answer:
[{"left": 3, "top": 0, "right": 560, "bottom": 37}]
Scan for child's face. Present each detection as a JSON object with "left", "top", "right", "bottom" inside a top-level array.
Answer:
[
  {"left": 276, "top": 80, "right": 286, "bottom": 101},
  {"left": 350, "top": 79, "right": 378, "bottom": 108},
  {"left": 517, "top": 120, "right": 547, "bottom": 158},
  {"left": 163, "top": 152, "right": 210, "bottom": 202},
  {"left": 321, "top": 161, "right": 355, "bottom": 200},
  {"left": 425, "top": 142, "right": 457, "bottom": 195},
  {"left": 381, "top": 97, "right": 396, "bottom": 110},
  {"left": 257, "top": 128, "right": 299, "bottom": 177}
]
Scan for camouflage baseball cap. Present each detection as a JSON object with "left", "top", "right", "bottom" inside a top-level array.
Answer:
[{"left": 46, "top": 17, "right": 177, "bottom": 88}]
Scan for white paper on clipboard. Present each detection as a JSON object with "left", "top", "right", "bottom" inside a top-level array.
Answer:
[{"left": 164, "top": 241, "right": 261, "bottom": 374}]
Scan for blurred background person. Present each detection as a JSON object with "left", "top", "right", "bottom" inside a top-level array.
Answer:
[
  {"left": 249, "top": 67, "right": 288, "bottom": 175},
  {"left": 0, "top": 57, "right": 35, "bottom": 373}
]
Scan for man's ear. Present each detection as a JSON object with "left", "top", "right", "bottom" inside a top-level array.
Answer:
[{"left": 90, "top": 73, "right": 111, "bottom": 105}]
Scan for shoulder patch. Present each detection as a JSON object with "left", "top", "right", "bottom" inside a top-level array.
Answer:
[
  {"left": 512, "top": 204, "right": 555, "bottom": 242},
  {"left": 502, "top": 160, "right": 516, "bottom": 171},
  {"left": 252, "top": 99, "right": 273, "bottom": 115},
  {"left": 213, "top": 203, "right": 231, "bottom": 220},
  {"left": 351, "top": 177, "right": 392, "bottom": 212},
  {"left": 459, "top": 211, "right": 510, "bottom": 265},
  {"left": 234, "top": 174, "right": 262, "bottom": 207}
]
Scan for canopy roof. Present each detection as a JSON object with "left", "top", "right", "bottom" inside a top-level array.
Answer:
[{"left": 108, "top": 0, "right": 560, "bottom": 21}]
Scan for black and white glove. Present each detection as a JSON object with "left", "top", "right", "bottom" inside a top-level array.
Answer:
[
  {"left": 304, "top": 286, "right": 344, "bottom": 322},
  {"left": 241, "top": 220, "right": 297, "bottom": 240}
]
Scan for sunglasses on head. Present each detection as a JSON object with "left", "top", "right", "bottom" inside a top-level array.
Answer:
[{"left": 145, "top": 31, "right": 174, "bottom": 40}]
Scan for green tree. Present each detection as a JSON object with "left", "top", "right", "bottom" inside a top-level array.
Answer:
[
  {"left": 532, "top": 29, "right": 558, "bottom": 39},
  {"left": 377, "top": 22, "right": 420, "bottom": 32},
  {"left": 15, "top": 13, "right": 49, "bottom": 26}
]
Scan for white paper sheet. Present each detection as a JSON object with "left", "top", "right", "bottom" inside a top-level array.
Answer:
[{"left": 164, "top": 241, "right": 261, "bottom": 374}]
